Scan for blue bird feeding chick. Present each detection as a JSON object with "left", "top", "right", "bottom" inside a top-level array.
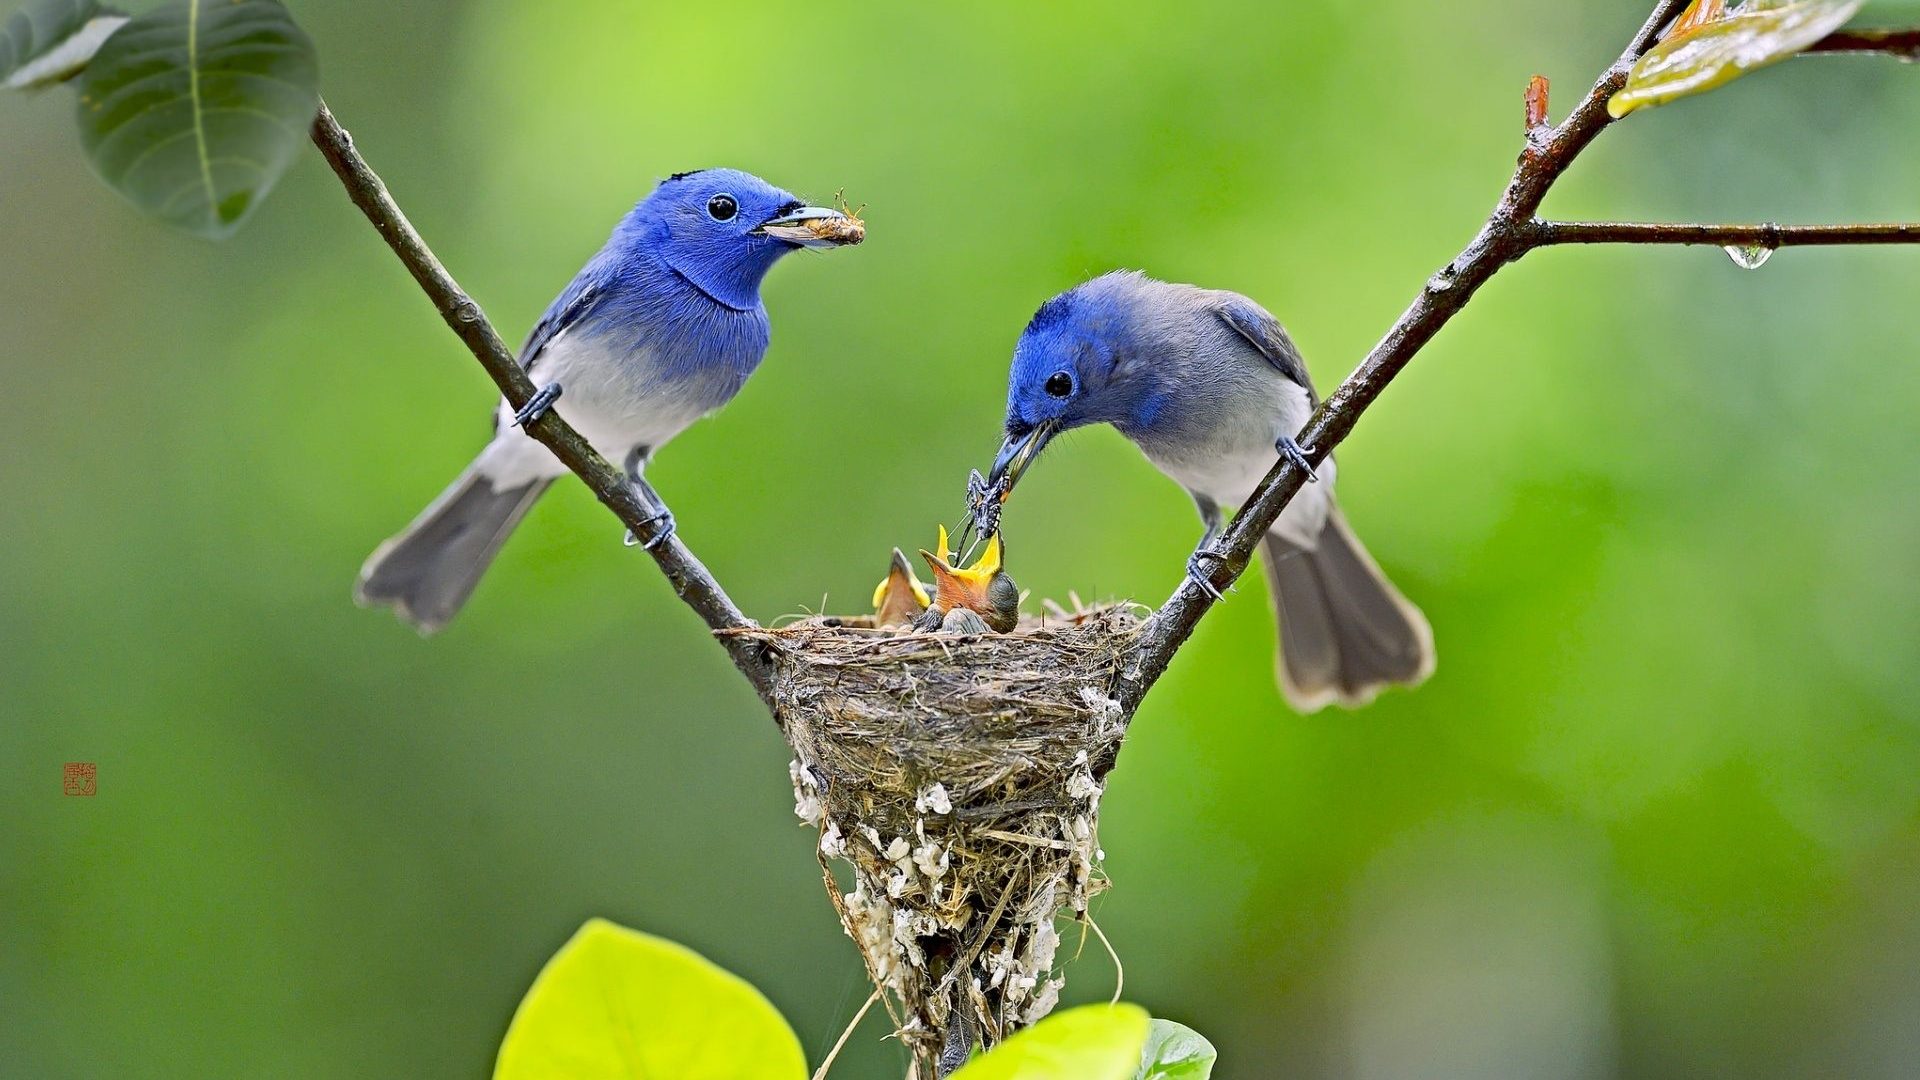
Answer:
[
  {"left": 356, "top": 169, "right": 863, "bottom": 632},
  {"left": 977, "top": 271, "right": 1434, "bottom": 711}
]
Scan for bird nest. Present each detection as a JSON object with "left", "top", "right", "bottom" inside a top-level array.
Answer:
[{"left": 720, "top": 603, "right": 1144, "bottom": 1066}]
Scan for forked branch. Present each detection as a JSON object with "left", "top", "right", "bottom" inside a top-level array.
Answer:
[{"left": 1116, "top": 2, "right": 1920, "bottom": 711}]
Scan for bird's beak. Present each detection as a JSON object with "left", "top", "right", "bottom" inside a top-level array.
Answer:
[
  {"left": 872, "top": 547, "right": 931, "bottom": 626},
  {"left": 987, "top": 420, "right": 1058, "bottom": 495},
  {"left": 754, "top": 205, "right": 864, "bottom": 248},
  {"left": 955, "top": 421, "right": 1056, "bottom": 560},
  {"left": 920, "top": 530, "right": 1003, "bottom": 614}
]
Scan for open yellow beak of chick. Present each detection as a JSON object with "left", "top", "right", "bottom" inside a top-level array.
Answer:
[
  {"left": 870, "top": 526, "right": 1019, "bottom": 634},
  {"left": 919, "top": 525, "right": 1019, "bottom": 633},
  {"left": 871, "top": 547, "right": 932, "bottom": 628}
]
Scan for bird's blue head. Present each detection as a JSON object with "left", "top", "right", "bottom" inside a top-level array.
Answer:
[
  {"left": 622, "top": 168, "right": 859, "bottom": 310},
  {"left": 988, "top": 272, "right": 1167, "bottom": 493}
]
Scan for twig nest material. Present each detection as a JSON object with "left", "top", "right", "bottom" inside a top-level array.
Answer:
[{"left": 720, "top": 604, "right": 1142, "bottom": 1062}]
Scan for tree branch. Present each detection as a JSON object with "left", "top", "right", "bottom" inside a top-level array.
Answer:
[
  {"left": 1530, "top": 220, "right": 1920, "bottom": 248},
  {"left": 1805, "top": 27, "right": 1920, "bottom": 59},
  {"left": 308, "top": 101, "right": 776, "bottom": 701},
  {"left": 1115, "top": 4, "right": 1920, "bottom": 712},
  {"left": 306, "top": 2, "right": 1919, "bottom": 725}
]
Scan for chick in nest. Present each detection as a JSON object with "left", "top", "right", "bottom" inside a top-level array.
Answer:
[
  {"left": 871, "top": 548, "right": 931, "bottom": 628},
  {"left": 916, "top": 525, "right": 1020, "bottom": 633}
]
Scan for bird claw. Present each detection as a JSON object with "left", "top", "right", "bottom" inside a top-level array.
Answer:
[
  {"left": 512, "top": 384, "right": 562, "bottom": 427},
  {"left": 623, "top": 507, "right": 676, "bottom": 551},
  {"left": 1186, "top": 546, "right": 1229, "bottom": 601},
  {"left": 1275, "top": 434, "right": 1319, "bottom": 482}
]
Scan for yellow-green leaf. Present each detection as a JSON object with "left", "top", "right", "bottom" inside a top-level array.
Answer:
[
  {"left": 494, "top": 918, "right": 806, "bottom": 1080},
  {"left": 1608, "top": 0, "right": 1864, "bottom": 118},
  {"left": 951, "top": 1004, "right": 1151, "bottom": 1080}
]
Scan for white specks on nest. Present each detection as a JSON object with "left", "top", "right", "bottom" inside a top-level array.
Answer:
[
  {"left": 916, "top": 782, "right": 954, "bottom": 816},
  {"left": 790, "top": 758, "right": 825, "bottom": 825},
  {"left": 755, "top": 605, "right": 1140, "bottom": 1055},
  {"left": 1079, "top": 684, "right": 1124, "bottom": 729},
  {"left": 1066, "top": 751, "right": 1103, "bottom": 801}
]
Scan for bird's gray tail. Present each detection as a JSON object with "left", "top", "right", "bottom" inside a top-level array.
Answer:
[
  {"left": 354, "top": 463, "right": 551, "bottom": 634},
  {"left": 1260, "top": 505, "right": 1434, "bottom": 711}
]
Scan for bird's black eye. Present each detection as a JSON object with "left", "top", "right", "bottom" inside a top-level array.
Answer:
[
  {"left": 1044, "top": 371, "right": 1074, "bottom": 397},
  {"left": 707, "top": 194, "right": 738, "bottom": 221}
]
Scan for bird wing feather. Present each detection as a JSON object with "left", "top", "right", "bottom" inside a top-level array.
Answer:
[
  {"left": 1209, "top": 294, "right": 1316, "bottom": 404},
  {"left": 520, "top": 275, "right": 608, "bottom": 374}
]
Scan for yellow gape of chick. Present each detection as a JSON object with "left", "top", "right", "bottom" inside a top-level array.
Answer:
[
  {"left": 871, "top": 548, "right": 932, "bottom": 628},
  {"left": 871, "top": 526, "right": 1020, "bottom": 633}
]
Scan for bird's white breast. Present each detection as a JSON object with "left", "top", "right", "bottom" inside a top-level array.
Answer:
[
  {"left": 476, "top": 336, "right": 733, "bottom": 490},
  {"left": 1139, "top": 375, "right": 1334, "bottom": 547}
]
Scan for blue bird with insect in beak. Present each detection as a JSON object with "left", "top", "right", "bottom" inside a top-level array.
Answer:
[
  {"left": 357, "top": 168, "right": 861, "bottom": 632},
  {"left": 974, "top": 271, "right": 1434, "bottom": 711}
]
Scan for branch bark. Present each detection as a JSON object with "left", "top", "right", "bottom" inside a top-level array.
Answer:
[
  {"left": 1113, "top": 4, "right": 1920, "bottom": 712},
  {"left": 1805, "top": 27, "right": 1920, "bottom": 58},
  {"left": 308, "top": 102, "right": 776, "bottom": 701},
  {"left": 1530, "top": 220, "right": 1920, "bottom": 248}
]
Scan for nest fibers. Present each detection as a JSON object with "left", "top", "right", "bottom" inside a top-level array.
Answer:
[{"left": 721, "top": 604, "right": 1142, "bottom": 1064}]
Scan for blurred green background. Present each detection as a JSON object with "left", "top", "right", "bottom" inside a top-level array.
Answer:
[{"left": 6, "top": 1, "right": 1920, "bottom": 1076}]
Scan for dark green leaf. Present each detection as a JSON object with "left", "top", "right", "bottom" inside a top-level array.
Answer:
[
  {"left": 1136, "top": 1019, "right": 1217, "bottom": 1080},
  {"left": 74, "top": 0, "right": 318, "bottom": 238},
  {"left": 1, "top": 0, "right": 124, "bottom": 88}
]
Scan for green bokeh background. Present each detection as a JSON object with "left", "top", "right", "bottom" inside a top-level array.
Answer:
[{"left": 6, "top": 2, "right": 1919, "bottom": 1076}]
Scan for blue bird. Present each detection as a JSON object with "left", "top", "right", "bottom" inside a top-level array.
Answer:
[
  {"left": 983, "top": 271, "right": 1433, "bottom": 710},
  {"left": 357, "top": 169, "right": 859, "bottom": 632}
]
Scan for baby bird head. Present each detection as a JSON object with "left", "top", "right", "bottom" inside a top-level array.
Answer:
[
  {"left": 919, "top": 526, "right": 1021, "bottom": 633},
  {"left": 626, "top": 168, "right": 860, "bottom": 310},
  {"left": 871, "top": 548, "right": 931, "bottom": 628}
]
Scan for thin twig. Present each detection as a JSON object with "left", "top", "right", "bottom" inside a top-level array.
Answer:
[
  {"left": 307, "top": 101, "right": 776, "bottom": 701},
  {"left": 1530, "top": 220, "right": 1920, "bottom": 248},
  {"left": 1114, "top": 5, "right": 1920, "bottom": 712},
  {"left": 812, "top": 989, "right": 883, "bottom": 1080},
  {"left": 1084, "top": 913, "right": 1124, "bottom": 1006},
  {"left": 1805, "top": 27, "right": 1920, "bottom": 59}
]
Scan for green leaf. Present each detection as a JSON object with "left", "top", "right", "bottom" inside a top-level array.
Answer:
[
  {"left": 1135, "top": 1019, "right": 1217, "bottom": 1080},
  {"left": 73, "top": 0, "right": 318, "bottom": 238},
  {"left": 951, "top": 1004, "right": 1151, "bottom": 1080},
  {"left": 1, "top": 0, "right": 125, "bottom": 89},
  {"left": 494, "top": 918, "right": 806, "bottom": 1080},
  {"left": 1608, "top": 0, "right": 1865, "bottom": 118}
]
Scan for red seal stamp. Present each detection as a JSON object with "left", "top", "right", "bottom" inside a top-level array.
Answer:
[{"left": 63, "top": 762, "right": 96, "bottom": 797}]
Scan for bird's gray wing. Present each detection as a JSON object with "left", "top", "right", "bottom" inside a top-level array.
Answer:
[
  {"left": 488, "top": 265, "right": 612, "bottom": 435},
  {"left": 519, "top": 277, "right": 605, "bottom": 373},
  {"left": 1210, "top": 294, "right": 1317, "bottom": 405}
]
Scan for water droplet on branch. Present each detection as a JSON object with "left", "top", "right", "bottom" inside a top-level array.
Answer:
[{"left": 1723, "top": 243, "right": 1776, "bottom": 270}]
